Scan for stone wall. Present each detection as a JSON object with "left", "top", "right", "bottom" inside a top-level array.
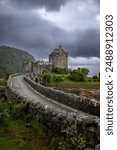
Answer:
[
  {"left": 24, "top": 76, "right": 100, "bottom": 117},
  {"left": 6, "top": 74, "right": 100, "bottom": 148}
]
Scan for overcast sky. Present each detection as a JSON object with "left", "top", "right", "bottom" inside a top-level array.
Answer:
[{"left": 0, "top": 0, "right": 100, "bottom": 74}]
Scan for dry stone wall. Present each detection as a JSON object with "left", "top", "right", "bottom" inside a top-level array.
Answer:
[
  {"left": 6, "top": 74, "right": 100, "bottom": 147},
  {"left": 24, "top": 76, "right": 100, "bottom": 117}
]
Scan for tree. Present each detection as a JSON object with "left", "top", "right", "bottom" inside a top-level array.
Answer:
[
  {"left": 80, "top": 68, "right": 89, "bottom": 77},
  {"left": 52, "top": 67, "right": 68, "bottom": 74},
  {"left": 42, "top": 71, "right": 52, "bottom": 84},
  {"left": 68, "top": 68, "right": 89, "bottom": 82}
]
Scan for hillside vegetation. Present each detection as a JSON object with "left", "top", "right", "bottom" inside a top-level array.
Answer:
[{"left": 0, "top": 46, "right": 35, "bottom": 77}]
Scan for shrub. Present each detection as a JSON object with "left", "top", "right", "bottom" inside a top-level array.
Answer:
[
  {"left": 92, "top": 75, "right": 98, "bottom": 79},
  {"left": 11, "top": 102, "right": 30, "bottom": 120},
  {"left": 52, "top": 67, "right": 68, "bottom": 74},
  {"left": 42, "top": 72, "right": 52, "bottom": 84},
  {"left": 0, "top": 100, "right": 9, "bottom": 126},
  {"left": 53, "top": 76, "right": 63, "bottom": 82},
  {"left": 92, "top": 75, "right": 100, "bottom": 82},
  {"left": 11, "top": 103, "right": 24, "bottom": 120},
  {"left": 68, "top": 68, "right": 89, "bottom": 82},
  {"left": 50, "top": 135, "right": 93, "bottom": 150},
  {"left": 0, "top": 109, "right": 9, "bottom": 126},
  {"left": 0, "top": 99, "right": 31, "bottom": 125}
]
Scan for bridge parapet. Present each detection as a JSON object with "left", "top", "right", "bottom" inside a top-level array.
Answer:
[
  {"left": 6, "top": 74, "right": 100, "bottom": 148},
  {"left": 24, "top": 76, "right": 100, "bottom": 117}
]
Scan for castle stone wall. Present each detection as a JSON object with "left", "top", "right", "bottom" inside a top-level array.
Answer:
[{"left": 49, "top": 46, "right": 68, "bottom": 69}]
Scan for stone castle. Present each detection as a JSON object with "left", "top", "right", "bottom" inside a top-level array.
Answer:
[
  {"left": 49, "top": 46, "right": 68, "bottom": 69},
  {"left": 23, "top": 46, "right": 68, "bottom": 82}
]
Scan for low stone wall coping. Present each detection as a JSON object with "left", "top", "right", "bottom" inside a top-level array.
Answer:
[{"left": 24, "top": 76, "right": 100, "bottom": 117}]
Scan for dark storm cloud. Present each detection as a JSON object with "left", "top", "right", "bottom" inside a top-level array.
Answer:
[
  {"left": 0, "top": 0, "right": 100, "bottom": 59},
  {"left": 77, "top": 29, "right": 100, "bottom": 57},
  {"left": 64, "top": 29, "right": 100, "bottom": 57},
  {"left": 7, "top": 0, "right": 69, "bottom": 11},
  {"left": 0, "top": 8, "right": 66, "bottom": 58}
]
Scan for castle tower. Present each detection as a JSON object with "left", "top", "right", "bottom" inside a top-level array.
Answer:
[{"left": 49, "top": 46, "right": 68, "bottom": 69}]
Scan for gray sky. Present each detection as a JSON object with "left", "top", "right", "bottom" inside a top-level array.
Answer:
[{"left": 0, "top": 0, "right": 100, "bottom": 72}]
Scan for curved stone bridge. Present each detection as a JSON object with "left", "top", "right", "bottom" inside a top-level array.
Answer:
[
  {"left": 11, "top": 75, "right": 83, "bottom": 113},
  {"left": 10, "top": 75, "right": 96, "bottom": 116},
  {"left": 7, "top": 74, "right": 100, "bottom": 147}
]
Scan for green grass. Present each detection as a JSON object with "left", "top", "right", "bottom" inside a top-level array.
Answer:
[
  {"left": 0, "top": 78, "right": 7, "bottom": 87},
  {"left": 43, "top": 70, "right": 100, "bottom": 89},
  {"left": 48, "top": 79, "right": 100, "bottom": 89},
  {"left": 0, "top": 120, "right": 52, "bottom": 150},
  {"left": 45, "top": 72, "right": 100, "bottom": 101},
  {"left": 47, "top": 80, "right": 100, "bottom": 101},
  {"left": 0, "top": 98, "right": 95, "bottom": 150},
  {"left": 0, "top": 99, "right": 53, "bottom": 150}
]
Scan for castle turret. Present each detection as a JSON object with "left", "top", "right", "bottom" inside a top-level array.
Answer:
[{"left": 49, "top": 46, "right": 68, "bottom": 69}]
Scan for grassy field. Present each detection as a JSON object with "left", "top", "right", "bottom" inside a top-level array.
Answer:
[
  {"left": 44, "top": 70, "right": 100, "bottom": 89},
  {"left": 44, "top": 71, "right": 100, "bottom": 100},
  {"left": 48, "top": 81, "right": 100, "bottom": 101},
  {"left": 48, "top": 79, "right": 100, "bottom": 89},
  {"left": 0, "top": 120, "right": 52, "bottom": 150}
]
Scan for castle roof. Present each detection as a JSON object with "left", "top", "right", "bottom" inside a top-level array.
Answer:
[{"left": 49, "top": 46, "right": 68, "bottom": 56}]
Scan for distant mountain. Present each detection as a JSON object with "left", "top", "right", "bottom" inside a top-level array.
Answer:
[{"left": 0, "top": 46, "right": 35, "bottom": 76}]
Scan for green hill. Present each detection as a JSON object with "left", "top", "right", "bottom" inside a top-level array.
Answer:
[{"left": 0, "top": 46, "right": 35, "bottom": 76}]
